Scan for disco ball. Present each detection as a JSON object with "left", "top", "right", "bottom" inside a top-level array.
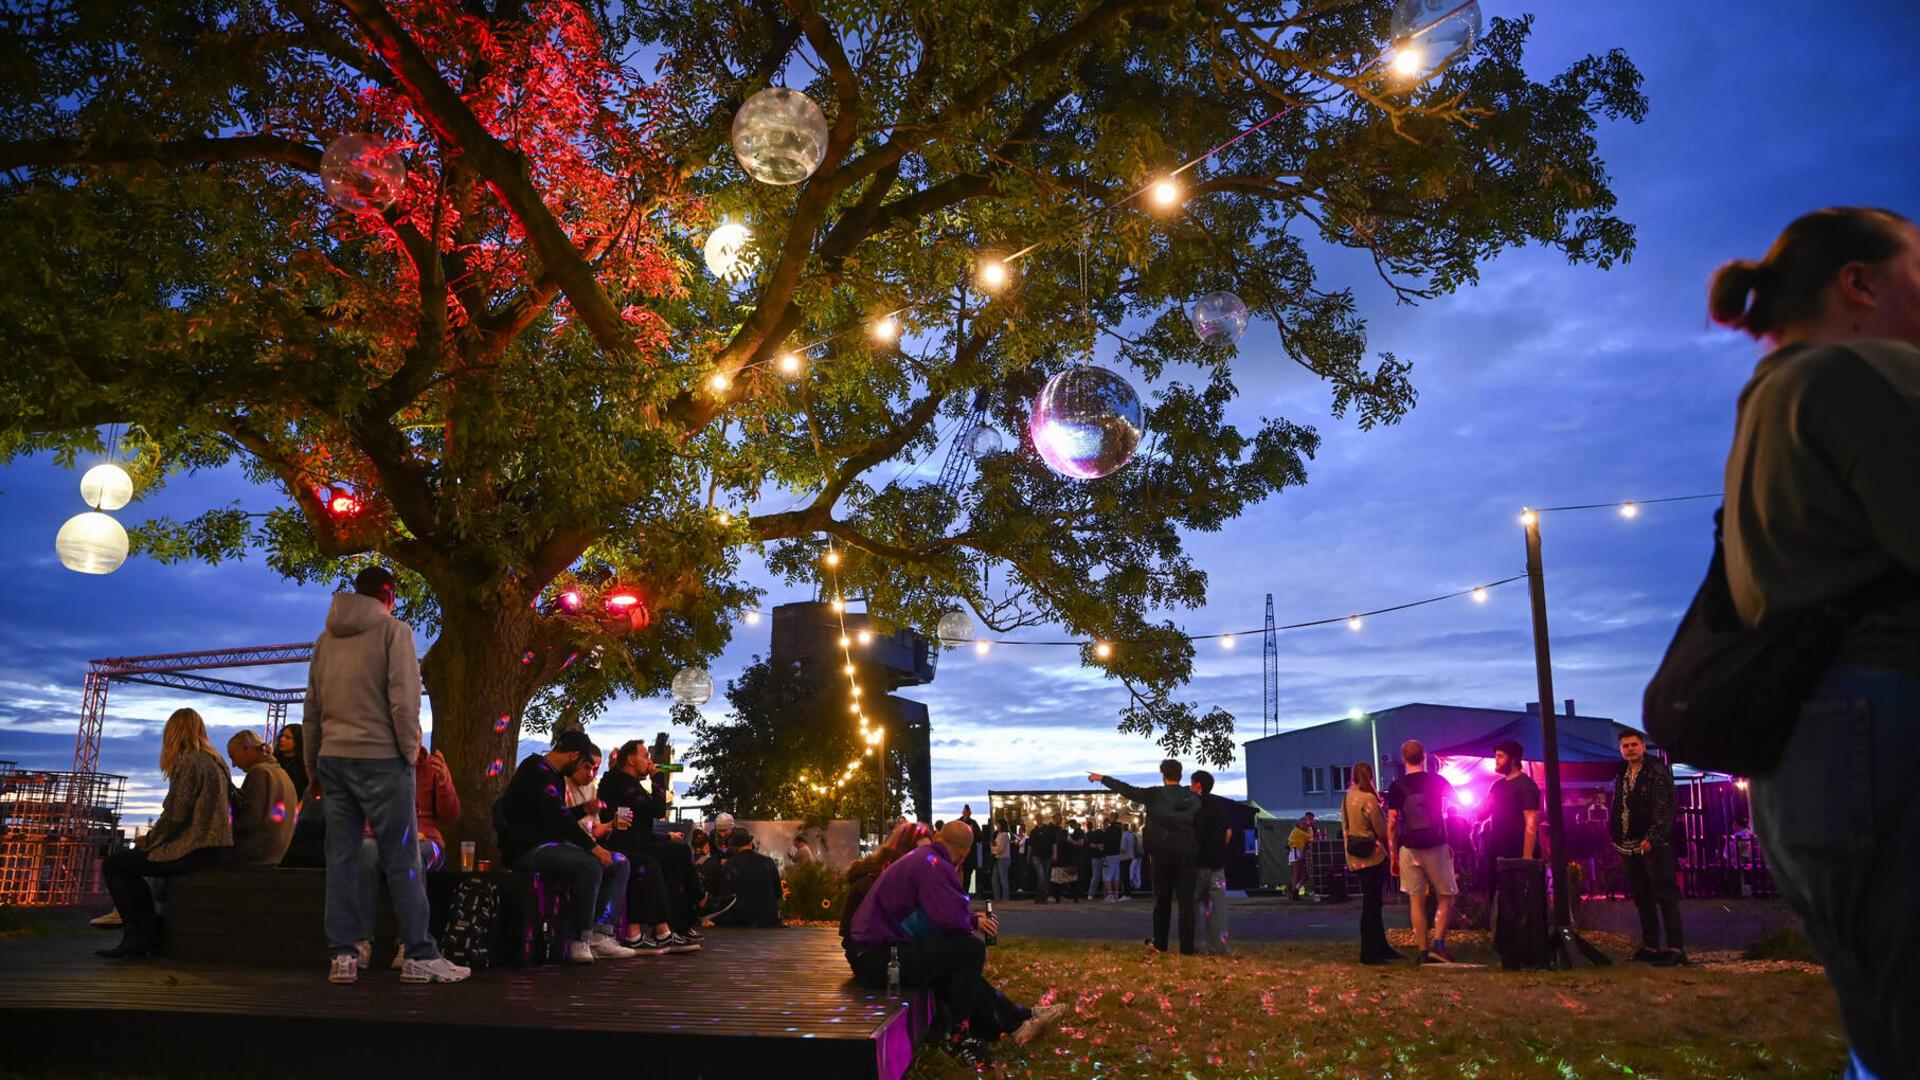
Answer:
[
  {"left": 1388, "top": 0, "right": 1482, "bottom": 82},
  {"left": 55, "top": 511, "right": 128, "bottom": 574},
  {"left": 672, "top": 665, "right": 713, "bottom": 706},
  {"left": 967, "top": 424, "right": 1004, "bottom": 459},
  {"left": 80, "top": 462, "right": 133, "bottom": 511},
  {"left": 731, "top": 88, "right": 830, "bottom": 186},
  {"left": 936, "top": 610, "right": 974, "bottom": 645},
  {"left": 1028, "top": 366, "right": 1144, "bottom": 480},
  {"left": 1188, "top": 291, "right": 1249, "bottom": 344},
  {"left": 319, "top": 133, "right": 407, "bottom": 213},
  {"left": 704, "top": 220, "right": 757, "bottom": 279}
]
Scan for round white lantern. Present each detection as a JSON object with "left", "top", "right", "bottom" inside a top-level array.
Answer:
[
  {"left": 56, "top": 511, "right": 128, "bottom": 574},
  {"left": 1189, "top": 291, "right": 1249, "bottom": 344},
  {"left": 320, "top": 133, "right": 407, "bottom": 213},
  {"left": 731, "top": 88, "right": 830, "bottom": 185},
  {"left": 967, "top": 424, "right": 1004, "bottom": 459},
  {"left": 671, "top": 665, "right": 713, "bottom": 706},
  {"left": 704, "top": 220, "right": 757, "bottom": 279},
  {"left": 1389, "top": 0, "right": 1483, "bottom": 82},
  {"left": 1028, "top": 366, "right": 1144, "bottom": 480},
  {"left": 936, "top": 610, "right": 974, "bottom": 645},
  {"left": 80, "top": 463, "right": 133, "bottom": 511}
]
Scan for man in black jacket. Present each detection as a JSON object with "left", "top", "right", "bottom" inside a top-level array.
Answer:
[
  {"left": 1610, "top": 730, "right": 1685, "bottom": 965},
  {"left": 599, "top": 740, "right": 703, "bottom": 954},
  {"left": 712, "top": 829, "right": 783, "bottom": 927},
  {"left": 1189, "top": 770, "right": 1235, "bottom": 955},
  {"left": 1090, "top": 759, "right": 1200, "bottom": 954},
  {"left": 494, "top": 731, "right": 634, "bottom": 962}
]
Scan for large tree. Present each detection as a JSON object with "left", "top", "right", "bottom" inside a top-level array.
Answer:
[{"left": 0, "top": 0, "right": 1645, "bottom": 847}]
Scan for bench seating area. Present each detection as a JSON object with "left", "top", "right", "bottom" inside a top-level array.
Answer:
[{"left": 162, "top": 866, "right": 543, "bottom": 966}]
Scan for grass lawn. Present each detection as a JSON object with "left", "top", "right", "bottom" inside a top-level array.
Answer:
[{"left": 907, "top": 929, "right": 1846, "bottom": 1079}]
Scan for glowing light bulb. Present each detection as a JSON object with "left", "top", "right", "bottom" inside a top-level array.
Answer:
[
  {"left": 1149, "top": 178, "right": 1182, "bottom": 208},
  {"left": 709, "top": 370, "right": 732, "bottom": 392},
  {"left": 830, "top": 596, "right": 845, "bottom": 612},
  {"left": 744, "top": 609, "right": 763, "bottom": 625},
  {"left": 850, "top": 702, "right": 862, "bottom": 715},
  {"left": 871, "top": 315, "right": 900, "bottom": 343},
  {"left": 1220, "top": 633, "right": 1235, "bottom": 650},
  {"left": 1620, "top": 501, "right": 1640, "bottom": 519},
  {"left": 976, "top": 257, "right": 1010, "bottom": 292},
  {"left": 851, "top": 685, "right": 862, "bottom": 698},
  {"left": 823, "top": 549, "right": 841, "bottom": 568},
  {"left": 1520, "top": 509, "right": 1538, "bottom": 527},
  {"left": 839, "top": 634, "right": 852, "bottom": 647},
  {"left": 1472, "top": 587, "right": 1489, "bottom": 604},
  {"left": 974, "top": 639, "right": 991, "bottom": 656},
  {"left": 777, "top": 352, "right": 804, "bottom": 377},
  {"left": 865, "top": 747, "right": 874, "bottom": 757},
  {"left": 857, "top": 630, "right": 873, "bottom": 646},
  {"left": 716, "top": 510, "right": 732, "bottom": 526},
  {"left": 1348, "top": 708, "right": 1364, "bottom": 721},
  {"left": 1094, "top": 641, "right": 1113, "bottom": 660},
  {"left": 1390, "top": 45, "right": 1425, "bottom": 78},
  {"left": 843, "top": 663, "right": 855, "bottom": 675},
  {"left": 1347, "top": 615, "right": 1364, "bottom": 632}
]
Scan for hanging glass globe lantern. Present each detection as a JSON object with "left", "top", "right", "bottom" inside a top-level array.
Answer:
[
  {"left": 704, "top": 219, "right": 757, "bottom": 279},
  {"left": 671, "top": 665, "right": 713, "bottom": 706},
  {"left": 936, "top": 610, "right": 974, "bottom": 646},
  {"left": 1188, "top": 291, "right": 1249, "bottom": 344},
  {"left": 79, "top": 463, "right": 133, "bottom": 511},
  {"left": 319, "top": 133, "right": 407, "bottom": 213},
  {"left": 967, "top": 424, "right": 1004, "bottom": 459},
  {"left": 56, "top": 511, "right": 128, "bottom": 574},
  {"left": 1028, "top": 366, "right": 1144, "bottom": 480},
  {"left": 731, "top": 88, "right": 830, "bottom": 185},
  {"left": 1388, "top": 0, "right": 1483, "bottom": 83}
]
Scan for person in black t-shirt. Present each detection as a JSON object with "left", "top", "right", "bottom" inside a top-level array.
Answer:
[
  {"left": 713, "top": 829, "right": 783, "bottom": 927},
  {"left": 1189, "top": 770, "right": 1235, "bottom": 955},
  {"left": 1384, "top": 740, "right": 1459, "bottom": 964},
  {"left": 1483, "top": 739, "right": 1541, "bottom": 896}
]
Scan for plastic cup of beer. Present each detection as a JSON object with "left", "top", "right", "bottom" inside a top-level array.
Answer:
[
  {"left": 460, "top": 840, "right": 476, "bottom": 871},
  {"left": 617, "top": 807, "right": 634, "bottom": 828}
]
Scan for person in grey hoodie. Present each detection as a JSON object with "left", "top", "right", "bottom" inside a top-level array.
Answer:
[{"left": 303, "top": 565, "right": 468, "bottom": 985}]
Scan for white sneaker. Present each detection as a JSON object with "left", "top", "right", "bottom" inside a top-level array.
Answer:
[
  {"left": 90, "top": 909, "right": 123, "bottom": 928},
  {"left": 589, "top": 933, "right": 637, "bottom": 958},
  {"left": 567, "top": 939, "right": 596, "bottom": 963},
  {"left": 400, "top": 955, "right": 472, "bottom": 983},
  {"left": 390, "top": 944, "right": 407, "bottom": 971},
  {"left": 329, "top": 953, "right": 359, "bottom": 983},
  {"left": 354, "top": 939, "right": 372, "bottom": 969}
]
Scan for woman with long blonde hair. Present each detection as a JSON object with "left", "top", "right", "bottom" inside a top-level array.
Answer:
[
  {"left": 1344, "top": 761, "right": 1400, "bottom": 965},
  {"left": 98, "top": 708, "right": 233, "bottom": 959}
]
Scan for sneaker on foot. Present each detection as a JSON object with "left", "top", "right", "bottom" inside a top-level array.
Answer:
[
  {"left": 625, "top": 934, "right": 671, "bottom": 956},
  {"left": 400, "top": 955, "right": 472, "bottom": 983},
  {"left": 1425, "top": 943, "right": 1456, "bottom": 964},
  {"left": 329, "top": 953, "right": 359, "bottom": 983},
  {"left": 1012, "top": 1003, "right": 1070, "bottom": 1046},
  {"left": 663, "top": 931, "right": 702, "bottom": 954},
  {"left": 682, "top": 927, "right": 706, "bottom": 942},
  {"left": 1628, "top": 946, "right": 1661, "bottom": 963},
  {"left": 567, "top": 939, "right": 596, "bottom": 963},
  {"left": 390, "top": 944, "right": 407, "bottom": 971},
  {"left": 589, "top": 933, "right": 637, "bottom": 959},
  {"left": 90, "top": 909, "right": 123, "bottom": 929},
  {"left": 943, "top": 1035, "right": 994, "bottom": 1071},
  {"left": 354, "top": 939, "right": 372, "bottom": 970}
]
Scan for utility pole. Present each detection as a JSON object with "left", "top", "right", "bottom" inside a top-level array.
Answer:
[{"left": 1263, "top": 594, "right": 1279, "bottom": 737}]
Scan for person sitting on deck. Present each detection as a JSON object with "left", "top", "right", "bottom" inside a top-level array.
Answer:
[
  {"left": 99, "top": 708, "right": 233, "bottom": 959},
  {"left": 710, "top": 828, "right": 783, "bottom": 927},
  {"left": 598, "top": 739, "right": 707, "bottom": 953},
  {"left": 493, "top": 730, "right": 635, "bottom": 962},
  {"left": 226, "top": 729, "right": 296, "bottom": 867},
  {"left": 845, "top": 821, "right": 1010, "bottom": 1069}
]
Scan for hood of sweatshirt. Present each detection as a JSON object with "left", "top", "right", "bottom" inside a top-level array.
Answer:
[{"left": 325, "top": 592, "right": 393, "bottom": 638}]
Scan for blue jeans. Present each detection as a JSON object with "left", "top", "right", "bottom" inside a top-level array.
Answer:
[
  {"left": 318, "top": 756, "right": 439, "bottom": 960},
  {"left": 358, "top": 835, "right": 442, "bottom": 942},
  {"left": 993, "top": 856, "right": 1011, "bottom": 901},
  {"left": 512, "top": 842, "right": 630, "bottom": 940},
  {"left": 1755, "top": 663, "right": 1920, "bottom": 1080},
  {"left": 1030, "top": 856, "right": 1052, "bottom": 900}
]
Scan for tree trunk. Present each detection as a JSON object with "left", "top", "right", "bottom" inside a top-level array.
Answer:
[{"left": 421, "top": 599, "right": 536, "bottom": 860}]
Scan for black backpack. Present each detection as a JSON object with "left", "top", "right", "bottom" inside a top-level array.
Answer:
[
  {"left": 441, "top": 877, "right": 501, "bottom": 969},
  {"left": 1397, "top": 779, "right": 1444, "bottom": 849},
  {"left": 1145, "top": 786, "right": 1199, "bottom": 856},
  {"left": 1644, "top": 509, "right": 1918, "bottom": 776}
]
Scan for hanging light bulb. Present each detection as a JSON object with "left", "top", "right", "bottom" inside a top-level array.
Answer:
[
  {"left": 744, "top": 608, "right": 763, "bottom": 625},
  {"left": 843, "top": 662, "right": 855, "bottom": 675},
  {"left": 838, "top": 634, "right": 852, "bottom": 648},
  {"left": 829, "top": 595, "right": 845, "bottom": 612},
  {"left": 1221, "top": 633, "right": 1236, "bottom": 649},
  {"left": 777, "top": 352, "right": 805, "bottom": 377},
  {"left": 1348, "top": 615, "right": 1364, "bottom": 632},
  {"left": 1472, "top": 587, "right": 1489, "bottom": 604},
  {"left": 716, "top": 510, "right": 733, "bottom": 526},
  {"left": 870, "top": 314, "right": 901, "bottom": 344},
  {"left": 79, "top": 463, "right": 133, "bottom": 511},
  {"left": 856, "top": 629, "right": 873, "bottom": 646},
  {"left": 975, "top": 257, "right": 1011, "bottom": 293},
  {"left": 974, "top": 639, "right": 991, "bottom": 656},
  {"left": 708, "top": 370, "right": 732, "bottom": 392},
  {"left": 1620, "top": 501, "right": 1640, "bottom": 519},
  {"left": 850, "top": 685, "right": 862, "bottom": 698},
  {"left": 1094, "top": 641, "right": 1113, "bottom": 660},
  {"left": 1519, "top": 509, "right": 1538, "bottom": 527},
  {"left": 823, "top": 549, "right": 841, "bottom": 568},
  {"left": 1149, "top": 177, "right": 1183, "bottom": 209},
  {"left": 704, "top": 219, "right": 756, "bottom": 279},
  {"left": 55, "top": 511, "right": 128, "bottom": 574},
  {"left": 1390, "top": 45, "right": 1425, "bottom": 77}
]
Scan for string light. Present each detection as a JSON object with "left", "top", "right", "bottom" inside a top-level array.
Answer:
[
  {"left": 838, "top": 633, "right": 851, "bottom": 647},
  {"left": 1619, "top": 501, "right": 1639, "bottom": 519},
  {"left": 1094, "top": 641, "right": 1113, "bottom": 660},
  {"left": 822, "top": 549, "right": 841, "bottom": 568},
  {"left": 856, "top": 629, "right": 873, "bottom": 646},
  {"left": 870, "top": 315, "right": 901, "bottom": 344},
  {"left": 1472, "top": 587, "right": 1489, "bottom": 603},
  {"left": 716, "top": 510, "right": 732, "bottom": 526},
  {"left": 1347, "top": 614, "right": 1364, "bottom": 632},
  {"left": 1148, "top": 178, "right": 1182, "bottom": 209},
  {"left": 744, "top": 609, "right": 763, "bottom": 625},
  {"left": 830, "top": 596, "right": 845, "bottom": 612},
  {"left": 1519, "top": 509, "right": 1538, "bottom": 527},
  {"left": 708, "top": 371, "right": 731, "bottom": 392},
  {"left": 1220, "top": 633, "right": 1235, "bottom": 649},
  {"left": 1390, "top": 46, "right": 1425, "bottom": 78},
  {"left": 975, "top": 257, "right": 1011, "bottom": 292},
  {"left": 777, "top": 352, "right": 804, "bottom": 377},
  {"left": 974, "top": 639, "right": 991, "bottom": 656}
]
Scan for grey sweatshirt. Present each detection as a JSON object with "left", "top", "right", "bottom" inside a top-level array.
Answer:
[
  {"left": 302, "top": 592, "right": 423, "bottom": 771},
  {"left": 1723, "top": 340, "right": 1920, "bottom": 671}
]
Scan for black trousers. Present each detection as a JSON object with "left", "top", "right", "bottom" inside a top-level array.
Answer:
[
  {"left": 1356, "top": 861, "right": 1394, "bottom": 961},
  {"left": 1624, "top": 843, "right": 1684, "bottom": 950},
  {"left": 104, "top": 845, "right": 226, "bottom": 947},
  {"left": 619, "top": 849, "right": 670, "bottom": 928},
  {"left": 1117, "top": 858, "right": 1134, "bottom": 896},
  {"left": 647, "top": 839, "right": 702, "bottom": 931},
  {"left": 850, "top": 933, "right": 987, "bottom": 1034},
  {"left": 1148, "top": 852, "right": 1198, "bottom": 954}
]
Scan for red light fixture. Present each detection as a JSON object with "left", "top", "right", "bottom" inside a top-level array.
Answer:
[
  {"left": 326, "top": 490, "right": 361, "bottom": 516},
  {"left": 605, "top": 590, "right": 640, "bottom": 612},
  {"left": 558, "top": 590, "right": 583, "bottom": 612}
]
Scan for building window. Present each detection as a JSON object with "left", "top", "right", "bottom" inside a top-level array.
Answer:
[
  {"left": 1301, "top": 766, "right": 1325, "bottom": 795},
  {"left": 1329, "top": 765, "right": 1352, "bottom": 792}
]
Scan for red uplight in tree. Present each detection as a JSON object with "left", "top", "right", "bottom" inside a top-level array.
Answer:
[
  {"left": 327, "top": 491, "right": 361, "bottom": 516},
  {"left": 605, "top": 589, "right": 641, "bottom": 613},
  {"left": 558, "top": 589, "right": 583, "bottom": 612}
]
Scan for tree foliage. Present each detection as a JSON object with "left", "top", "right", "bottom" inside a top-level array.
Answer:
[{"left": 0, "top": 0, "right": 1647, "bottom": 801}]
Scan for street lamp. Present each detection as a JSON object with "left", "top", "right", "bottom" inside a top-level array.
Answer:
[{"left": 1348, "top": 708, "right": 1378, "bottom": 778}]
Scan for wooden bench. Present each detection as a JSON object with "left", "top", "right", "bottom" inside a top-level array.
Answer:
[{"left": 161, "top": 865, "right": 545, "bottom": 967}]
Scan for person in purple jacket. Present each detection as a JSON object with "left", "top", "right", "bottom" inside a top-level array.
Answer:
[{"left": 848, "top": 821, "right": 1001, "bottom": 1069}]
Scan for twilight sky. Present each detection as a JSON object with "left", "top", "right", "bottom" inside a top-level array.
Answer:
[{"left": 3, "top": 1, "right": 1917, "bottom": 826}]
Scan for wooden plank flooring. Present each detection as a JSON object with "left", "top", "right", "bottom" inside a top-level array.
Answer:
[{"left": 0, "top": 924, "right": 928, "bottom": 1079}]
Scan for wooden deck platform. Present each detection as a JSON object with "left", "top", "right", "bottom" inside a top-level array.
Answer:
[{"left": 0, "top": 924, "right": 929, "bottom": 1079}]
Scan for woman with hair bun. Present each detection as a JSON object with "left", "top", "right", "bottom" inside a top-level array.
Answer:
[{"left": 1713, "top": 206, "right": 1920, "bottom": 1080}]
